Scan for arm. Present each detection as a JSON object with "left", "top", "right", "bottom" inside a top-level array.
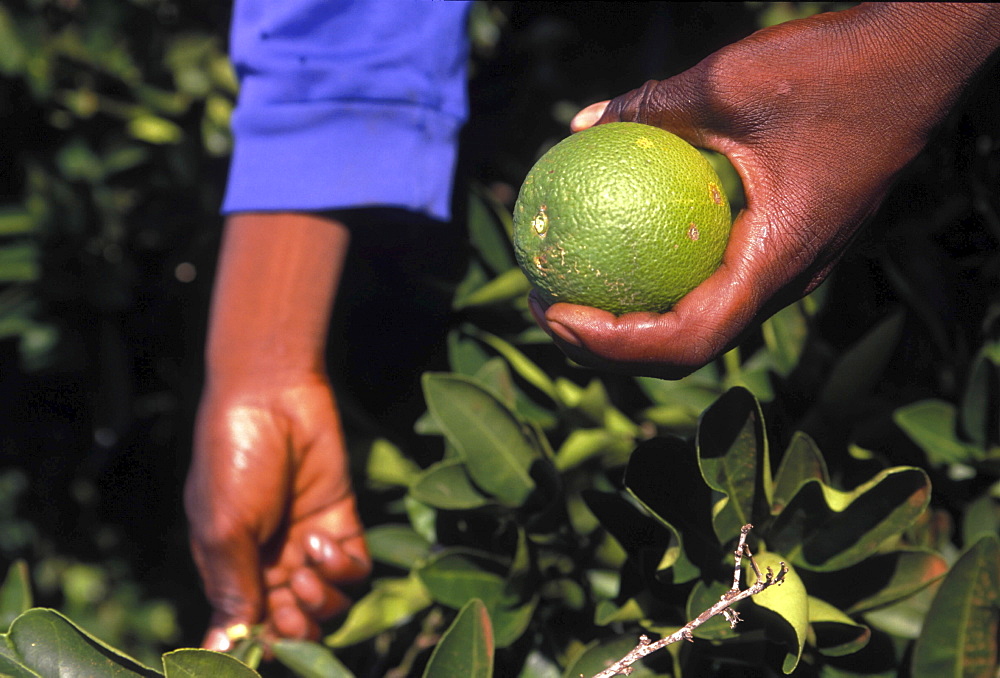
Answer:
[
  {"left": 532, "top": 3, "right": 1000, "bottom": 378},
  {"left": 185, "top": 212, "right": 370, "bottom": 650}
]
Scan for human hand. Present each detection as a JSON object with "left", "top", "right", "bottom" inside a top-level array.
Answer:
[
  {"left": 530, "top": 4, "right": 1000, "bottom": 379},
  {"left": 185, "top": 372, "right": 370, "bottom": 651}
]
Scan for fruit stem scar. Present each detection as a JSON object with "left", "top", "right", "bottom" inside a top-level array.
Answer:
[{"left": 532, "top": 205, "right": 549, "bottom": 236}]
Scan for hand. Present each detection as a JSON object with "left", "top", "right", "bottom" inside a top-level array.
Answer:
[
  {"left": 185, "top": 372, "right": 370, "bottom": 651},
  {"left": 531, "top": 4, "right": 1000, "bottom": 379}
]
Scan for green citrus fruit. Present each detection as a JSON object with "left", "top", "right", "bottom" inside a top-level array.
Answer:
[{"left": 513, "top": 121, "right": 731, "bottom": 315}]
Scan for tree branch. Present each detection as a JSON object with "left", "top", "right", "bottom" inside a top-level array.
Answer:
[{"left": 588, "top": 524, "right": 787, "bottom": 678}]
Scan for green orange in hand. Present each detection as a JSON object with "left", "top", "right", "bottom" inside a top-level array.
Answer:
[{"left": 514, "top": 122, "right": 732, "bottom": 315}]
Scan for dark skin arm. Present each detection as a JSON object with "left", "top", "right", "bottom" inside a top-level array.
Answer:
[
  {"left": 185, "top": 212, "right": 370, "bottom": 651},
  {"left": 531, "top": 3, "right": 1000, "bottom": 379}
]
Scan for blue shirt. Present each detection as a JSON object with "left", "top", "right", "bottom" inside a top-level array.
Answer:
[{"left": 222, "top": 0, "right": 471, "bottom": 221}]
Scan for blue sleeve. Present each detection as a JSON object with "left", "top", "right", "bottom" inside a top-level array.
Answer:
[{"left": 221, "top": 0, "right": 471, "bottom": 221}]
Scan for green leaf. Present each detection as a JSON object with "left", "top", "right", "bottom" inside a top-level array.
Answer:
[
  {"left": 621, "top": 437, "right": 719, "bottom": 580},
  {"left": 749, "top": 552, "right": 807, "bottom": 674},
  {"left": 416, "top": 550, "right": 535, "bottom": 648},
  {"left": 696, "top": 387, "right": 773, "bottom": 544},
  {"left": 562, "top": 634, "right": 664, "bottom": 678},
  {"left": 817, "top": 311, "right": 904, "bottom": 417},
  {"left": 162, "top": 649, "right": 260, "bottom": 678},
  {"left": 554, "top": 428, "right": 633, "bottom": 471},
  {"left": 467, "top": 184, "right": 515, "bottom": 274},
  {"left": 270, "top": 639, "right": 354, "bottom": 678},
  {"left": 422, "top": 599, "right": 494, "bottom": 678},
  {"left": 364, "top": 524, "right": 431, "bottom": 570},
  {"left": 366, "top": 438, "right": 421, "bottom": 488},
  {"left": 421, "top": 373, "right": 542, "bottom": 507},
  {"left": 325, "top": 575, "right": 432, "bottom": 648},
  {"left": 2, "top": 608, "right": 161, "bottom": 677},
  {"left": 686, "top": 579, "right": 740, "bottom": 640},
  {"left": 453, "top": 268, "right": 531, "bottom": 309},
  {"left": 960, "top": 341, "right": 1000, "bottom": 447},
  {"left": 807, "top": 597, "right": 870, "bottom": 657},
  {"left": 1, "top": 561, "right": 32, "bottom": 632},
  {"left": 470, "top": 331, "right": 559, "bottom": 404},
  {"left": 128, "top": 114, "right": 184, "bottom": 145},
  {"left": 410, "top": 458, "right": 492, "bottom": 510},
  {"left": 767, "top": 467, "right": 931, "bottom": 571},
  {"left": 760, "top": 300, "right": 809, "bottom": 376},
  {"left": 0, "top": 243, "right": 39, "bottom": 282},
  {"left": 845, "top": 549, "right": 949, "bottom": 613},
  {"left": 771, "top": 432, "right": 829, "bottom": 514},
  {"left": 912, "top": 535, "right": 999, "bottom": 678},
  {"left": 0, "top": 208, "right": 34, "bottom": 236},
  {"left": 894, "top": 399, "right": 982, "bottom": 465}
]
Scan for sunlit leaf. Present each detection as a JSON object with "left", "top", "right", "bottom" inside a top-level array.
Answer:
[
  {"left": 422, "top": 373, "right": 541, "bottom": 507},
  {"left": 364, "top": 525, "right": 431, "bottom": 571},
  {"left": 894, "top": 399, "right": 981, "bottom": 465},
  {"left": 453, "top": 268, "right": 531, "bottom": 310},
  {"left": 416, "top": 550, "right": 534, "bottom": 648},
  {"left": 325, "top": 575, "right": 432, "bottom": 648},
  {"left": 366, "top": 438, "right": 420, "bottom": 489},
  {"left": 422, "top": 599, "right": 493, "bottom": 678},
  {"left": 767, "top": 467, "right": 931, "bottom": 571},
  {"left": 0, "top": 561, "right": 32, "bottom": 632},
  {"left": 912, "top": 535, "right": 999, "bottom": 678},
  {"left": 270, "top": 639, "right": 354, "bottom": 678},
  {"left": 162, "top": 649, "right": 259, "bottom": 678},
  {"left": 410, "top": 458, "right": 492, "bottom": 510},
  {"left": 749, "top": 552, "right": 807, "bottom": 674},
  {"left": 3, "top": 608, "right": 160, "bottom": 676}
]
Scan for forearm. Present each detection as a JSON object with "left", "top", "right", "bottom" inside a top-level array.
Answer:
[{"left": 204, "top": 212, "right": 350, "bottom": 381}]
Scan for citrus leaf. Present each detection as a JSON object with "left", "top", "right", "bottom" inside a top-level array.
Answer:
[
  {"left": 325, "top": 575, "right": 432, "bottom": 648},
  {"left": 364, "top": 524, "right": 430, "bottom": 571},
  {"left": 422, "top": 599, "right": 494, "bottom": 678},
  {"left": 270, "top": 639, "right": 354, "bottom": 678},
  {"left": 894, "top": 399, "right": 982, "bottom": 465},
  {"left": 1, "top": 561, "right": 32, "bottom": 632},
  {"left": 162, "top": 649, "right": 259, "bottom": 678},
  {"left": 470, "top": 330, "right": 559, "bottom": 404},
  {"left": 415, "top": 550, "right": 534, "bottom": 648},
  {"left": 421, "top": 373, "right": 541, "bottom": 507},
  {"left": 749, "top": 552, "right": 807, "bottom": 674},
  {"left": 760, "top": 300, "right": 809, "bottom": 376},
  {"left": 409, "top": 458, "right": 492, "bottom": 510},
  {"left": 562, "top": 634, "right": 663, "bottom": 678},
  {"left": 807, "top": 596, "right": 870, "bottom": 657},
  {"left": 817, "top": 311, "right": 903, "bottom": 418},
  {"left": 767, "top": 467, "right": 931, "bottom": 571},
  {"left": 554, "top": 428, "right": 633, "bottom": 471},
  {"left": 3, "top": 608, "right": 161, "bottom": 677},
  {"left": 960, "top": 341, "right": 1000, "bottom": 447},
  {"left": 696, "top": 387, "right": 772, "bottom": 544},
  {"left": 622, "top": 436, "right": 720, "bottom": 580},
  {"left": 911, "top": 535, "right": 999, "bottom": 678},
  {"left": 365, "top": 438, "right": 420, "bottom": 489},
  {"left": 845, "top": 549, "right": 949, "bottom": 614},
  {"left": 453, "top": 268, "right": 531, "bottom": 309},
  {"left": 771, "top": 432, "right": 828, "bottom": 514}
]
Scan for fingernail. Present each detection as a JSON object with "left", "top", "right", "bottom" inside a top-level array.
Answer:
[
  {"left": 203, "top": 627, "right": 233, "bottom": 652},
  {"left": 570, "top": 103, "right": 607, "bottom": 132},
  {"left": 548, "top": 320, "right": 582, "bottom": 348}
]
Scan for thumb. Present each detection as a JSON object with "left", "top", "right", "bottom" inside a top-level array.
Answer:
[{"left": 189, "top": 523, "right": 264, "bottom": 651}]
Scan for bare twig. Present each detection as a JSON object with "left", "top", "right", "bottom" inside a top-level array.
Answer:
[{"left": 588, "top": 524, "right": 787, "bottom": 678}]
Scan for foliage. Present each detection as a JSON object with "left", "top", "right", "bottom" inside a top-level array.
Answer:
[{"left": 2, "top": 1, "right": 999, "bottom": 677}]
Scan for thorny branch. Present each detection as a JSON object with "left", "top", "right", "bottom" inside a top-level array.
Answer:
[{"left": 588, "top": 524, "right": 787, "bottom": 678}]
